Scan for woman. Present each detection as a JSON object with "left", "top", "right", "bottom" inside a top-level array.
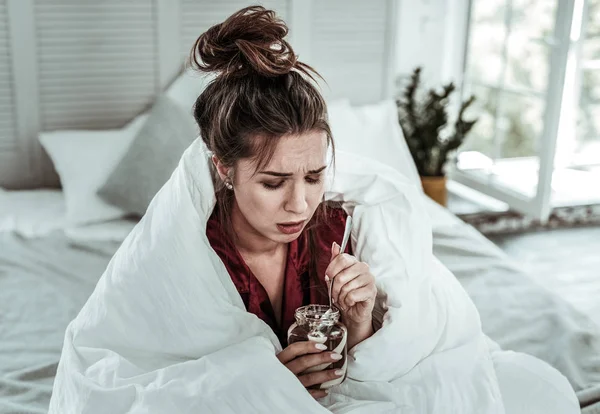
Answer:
[
  {"left": 50, "top": 6, "right": 579, "bottom": 414},
  {"left": 195, "top": 7, "right": 376, "bottom": 400}
]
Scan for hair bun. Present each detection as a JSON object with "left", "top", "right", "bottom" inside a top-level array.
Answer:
[{"left": 190, "top": 6, "right": 297, "bottom": 77}]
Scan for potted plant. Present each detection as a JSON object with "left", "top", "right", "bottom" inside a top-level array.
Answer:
[{"left": 396, "top": 67, "right": 478, "bottom": 206}]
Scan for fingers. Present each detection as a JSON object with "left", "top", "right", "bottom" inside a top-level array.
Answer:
[
  {"left": 329, "top": 261, "right": 369, "bottom": 304},
  {"left": 341, "top": 284, "right": 377, "bottom": 309},
  {"left": 276, "top": 341, "right": 327, "bottom": 365},
  {"left": 309, "top": 389, "right": 329, "bottom": 399},
  {"left": 286, "top": 350, "right": 343, "bottom": 375},
  {"left": 299, "top": 368, "right": 344, "bottom": 389},
  {"left": 325, "top": 253, "right": 359, "bottom": 282},
  {"left": 336, "top": 273, "right": 373, "bottom": 309}
]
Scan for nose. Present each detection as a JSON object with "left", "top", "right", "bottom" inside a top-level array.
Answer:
[{"left": 284, "top": 182, "right": 308, "bottom": 214}]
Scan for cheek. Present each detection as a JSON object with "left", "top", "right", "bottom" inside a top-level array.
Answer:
[
  {"left": 254, "top": 191, "right": 283, "bottom": 211},
  {"left": 307, "top": 183, "right": 325, "bottom": 207},
  {"left": 236, "top": 186, "right": 283, "bottom": 216}
]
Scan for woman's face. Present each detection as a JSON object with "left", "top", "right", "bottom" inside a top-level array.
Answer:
[{"left": 224, "top": 130, "right": 328, "bottom": 244}]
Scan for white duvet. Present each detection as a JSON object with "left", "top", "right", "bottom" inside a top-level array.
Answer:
[{"left": 49, "top": 139, "right": 505, "bottom": 413}]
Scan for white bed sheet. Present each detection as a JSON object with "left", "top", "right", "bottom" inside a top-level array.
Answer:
[
  {"left": 0, "top": 231, "right": 119, "bottom": 413},
  {"left": 0, "top": 188, "right": 137, "bottom": 242},
  {"left": 0, "top": 188, "right": 67, "bottom": 237}
]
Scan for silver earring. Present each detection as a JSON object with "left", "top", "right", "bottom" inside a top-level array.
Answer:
[{"left": 224, "top": 180, "right": 233, "bottom": 190}]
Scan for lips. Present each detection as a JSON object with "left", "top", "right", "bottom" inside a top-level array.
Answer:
[{"left": 276, "top": 220, "right": 306, "bottom": 235}]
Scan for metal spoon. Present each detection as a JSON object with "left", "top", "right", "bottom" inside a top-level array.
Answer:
[{"left": 326, "top": 215, "right": 353, "bottom": 312}]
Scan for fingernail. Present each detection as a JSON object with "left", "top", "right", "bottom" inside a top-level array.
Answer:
[
  {"left": 331, "top": 241, "right": 335, "bottom": 250},
  {"left": 334, "top": 369, "right": 344, "bottom": 376},
  {"left": 324, "top": 275, "right": 329, "bottom": 282},
  {"left": 315, "top": 343, "right": 327, "bottom": 350},
  {"left": 324, "top": 389, "right": 329, "bottom": 395},
  {"left": 331, "top": 353, "right": 342, "bottom": 360}
]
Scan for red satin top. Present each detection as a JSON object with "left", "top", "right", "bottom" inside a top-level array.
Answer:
[{"left": 206, "top": 206, "right": 351, "bottom": 346}]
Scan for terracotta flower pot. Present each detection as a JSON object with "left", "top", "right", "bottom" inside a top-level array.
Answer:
[{"left": 420, "top": 176, "right": 447, "bottom": 207}]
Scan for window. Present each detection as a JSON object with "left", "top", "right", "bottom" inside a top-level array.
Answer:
[
  {"left": 461, "top": 0, "right": 558, "bottom": 160},
  {"left": 576, "top": 0, "right": 600, "bottom": 166},
  {"left": 456, "top": 0, "right": 600, "bottom": 210}
]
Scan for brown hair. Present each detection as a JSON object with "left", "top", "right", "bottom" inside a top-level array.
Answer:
[{"left": 190, "top": 6, "right": 334, "bottom": 292}]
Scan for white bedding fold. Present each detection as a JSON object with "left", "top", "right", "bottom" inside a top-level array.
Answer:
[{"left": 50, "top": 138, "right": 504, "bottom": 413}]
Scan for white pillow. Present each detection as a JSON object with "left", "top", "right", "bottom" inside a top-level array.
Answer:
[
  {"left": 327, "top": 99, "right": 421, "bottom": 189},
  {"left": 38, "top": 68, "right": 208, "bottom": 228},
  {"left": 39, "top": 118, "right": 146, "bottom": 226}
]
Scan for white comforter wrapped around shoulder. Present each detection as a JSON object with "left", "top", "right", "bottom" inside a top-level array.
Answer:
[{"left": 49, "top": 138, "right": 505, "bottom": 413}]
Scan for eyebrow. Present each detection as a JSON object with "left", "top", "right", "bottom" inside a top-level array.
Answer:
[{"left": 258, "top": 166, "right": 327, "bottom": 177}]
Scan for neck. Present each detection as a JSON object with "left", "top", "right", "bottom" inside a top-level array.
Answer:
[{"left": 230, "top": 200, "right": 282, "bottom": 256}]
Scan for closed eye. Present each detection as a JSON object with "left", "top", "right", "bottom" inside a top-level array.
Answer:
[
  {"left": 262, "top": 181, "right": 285, "bottom": 190},
  {"left": 305, "top": 174, "right": 322, "bottom": 184},
  {"left": 262, "top": 174, "right": 322, "bottom": 190}
]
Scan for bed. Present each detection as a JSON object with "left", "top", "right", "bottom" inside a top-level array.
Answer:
[
  {"left": 1, "top": 189, "right": 599, "bottom": 413},
  {"left": 2, "top": 84, "right": 599, "bottom": 412}
]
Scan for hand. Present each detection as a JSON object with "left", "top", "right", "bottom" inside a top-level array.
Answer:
[
  {"left": 325, "top": 242, "right": 377, "bottom": 327},
  {"left": 277, "top": 341, "right": 344, "bottom": 399}
]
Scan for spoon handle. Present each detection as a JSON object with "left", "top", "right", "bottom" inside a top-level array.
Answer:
[
  {"left": 339, "top": 216, "right": 353, "bottom": 255},
  {"left": 328, "top": 216, "right": 353, "bottom": 308}
]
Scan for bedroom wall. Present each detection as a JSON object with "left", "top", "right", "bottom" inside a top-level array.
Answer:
[
  {"left": 395, "top": 0, "right": 469, "bottom": 90},
  {"left": 0, "top": 0, "right": 441, "bottom": 190}
]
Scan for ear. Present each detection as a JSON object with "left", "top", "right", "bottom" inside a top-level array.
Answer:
[{"left": 212, "top": 155, "right": 230, "bottom": 182}]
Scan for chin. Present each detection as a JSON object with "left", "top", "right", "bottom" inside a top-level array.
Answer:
[{"left": 273, "top": 232, "right": 302, "bottom": 243}]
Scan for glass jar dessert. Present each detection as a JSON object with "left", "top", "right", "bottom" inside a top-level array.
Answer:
[{"left": 287, "top": 304, "right": 348, "bottom": 389}]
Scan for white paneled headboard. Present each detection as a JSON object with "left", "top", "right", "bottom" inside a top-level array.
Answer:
[
  {"left": 35, "top": 1, "right": 159, "bottom": 132},
  {"left": 1, "top": 0, "right": 25, "bottom": 188},
  {"left": 0, "top": 0, "right": 398, "bottom": 189}
]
